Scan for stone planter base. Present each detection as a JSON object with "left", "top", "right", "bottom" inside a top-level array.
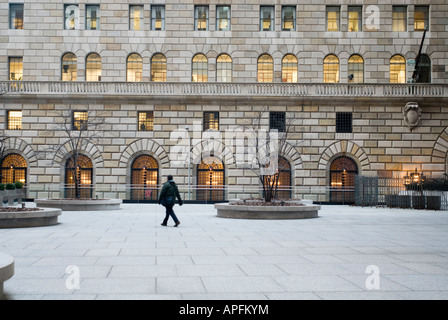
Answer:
[
  {"left": 0, "top": 252, "right": 14, "bottom": 297},
  {"left": 34, "top": 199, "right": 122, "bottom": 211},
  {"left": 215, "top": 202, "right": 320, "bottom": 219},
  {"left": 0, "top": 208, "right": 61, "bottom": 228}
]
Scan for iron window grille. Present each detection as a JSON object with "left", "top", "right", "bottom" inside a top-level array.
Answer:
[
  {"left": 138, "top": 112, "right": 154, "bottom": 131},
  {"left": 7, "top": 110, "right": 22, "bottom": 130},
  {"left": 336, "top": 112, "right": 353, "bottom": 133},
  {"left": 269, "top": 112, "right": 286, "bottom": 133},
  {"left": 72, "top": 111, "right": 88, "bottom": 131},
  {"left": 203, "top": 112, "right": 219, "bottom": 131},
  {"left": 1, "top": 154, "right": 27, "bottom": 184}
]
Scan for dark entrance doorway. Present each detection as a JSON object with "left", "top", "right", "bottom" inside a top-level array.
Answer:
[{"left": 330, "top": 156, "right": 358, "bottom": 204}]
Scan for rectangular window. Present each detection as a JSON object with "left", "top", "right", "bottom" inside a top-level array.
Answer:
[
  {"left": 392, "top": 6, "right": 407, "bottom": 31},
  {"left": 72, "top": 111, "right": 88, "bottom": 131},
  {"left": 195, "top": 6, "right": 209, "bottom": 31},
  {"left": 151, "top": 5, "right": 165, "bottom": 31},
  {"left": 86, "top": 5, "right": 100, "bottom": 30},
  {"left": 260, "top": 6, "right": 274, "bottom": 31},
  {"left": 7, "top": 111, "right": 22, "bottom": 130},
  {"left": 138, "top": 112, "right": 154, "bottom": 131},
  {"left": 203, "top": 112, "right": 219, "bottom": 131},
  {"left": 326, "top": 6, "right": 340, "bottom": 31},
  {"left": 216, "top": 5, "right": 231, "bottom": 31},
  {"left": 130, "top": 5, "right": 143, "bottom": 31},
  {"left": 348, "top": 6, "right": 362, "bottom": 32},
  {"left": 336, "top": 112, "right": 353, "bottom": 133},
  {"left": 414, "top": 6, "right": 429, "bottom": 31},
  {"left": 282, "top": 6, "right": 296, "bottom": 31},
  {"left": 9, "top": 4, "right": 23, "bottom": 29},
  {"left": 64, "top": 4, "right": 79, "bottom": 30},
  {"left": 269, "top": 112, "right": 286, "bottom": 133},
  {"left": 9, "top": 57, "right": 23, "bottom": 81}
]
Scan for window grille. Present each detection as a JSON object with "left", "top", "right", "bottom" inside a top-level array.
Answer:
[
  {"left": 269, "top": 112, "right": 286, "bottom": 133},
  {"left": 131, "top": 155, "right": 158, "bottom": 200},
  {"left": 138, "top": 112, "right": 154, "bottom": 131},
  {"left": 336, "top": 112, "right": 353, "bottom": 133}
]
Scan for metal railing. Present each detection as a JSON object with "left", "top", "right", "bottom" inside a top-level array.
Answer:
[{"left": 1, "top": 81, "right": 447, "bottom": 98}]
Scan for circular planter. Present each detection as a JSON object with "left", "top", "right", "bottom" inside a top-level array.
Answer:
[
  {"left": 0, "top": 208, "right": 61, "bottom": 228},
  {"left": 0, "top": 252, "right": 14, "bottom": 297},
  {"left": 34, "top": 198, "right": 122, "bottom": 211},
  {"left": 215, "top": 202, "right": 320, "bottom": 219}
]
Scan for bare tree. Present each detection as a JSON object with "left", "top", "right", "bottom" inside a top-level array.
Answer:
[
  {"left": 48, "top": 108, "right": 106, "bottom": 199},
  {"left": 236, "top": 107, "right": 300, "bottom": 203}
]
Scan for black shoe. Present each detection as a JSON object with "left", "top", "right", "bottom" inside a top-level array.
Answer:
[
  {"left": 161, "top": 223, "right": 167, "bottom": 226},
  {"left": 174, "top": 222, "right": 180, "bottom": 227}
]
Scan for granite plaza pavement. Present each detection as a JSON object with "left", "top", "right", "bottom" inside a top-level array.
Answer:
[{"left": 1, "top": 203, "right": 448, "bottom": 300}]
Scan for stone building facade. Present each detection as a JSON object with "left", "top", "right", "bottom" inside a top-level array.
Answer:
[{"left": 0, "top": 0, "right": 447, "bottom": 203}]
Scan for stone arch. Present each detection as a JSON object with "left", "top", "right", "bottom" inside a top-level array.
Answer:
[
  {"left": 119, "top": 139, "right": 169, "bottom": 169},
  {"left": 280, "top": 142, "right": 303, "bottom": 172},
  {"left": 319, "top": 141, "right": 370, "bottom": 172},
  {"left": 2, "top": 137, "right": 38, "bottom": 167},
  {"left": 53, "top": 140, "right": 104, "bottom": 168},
  {"left": 191, "top": 138, "right": 235, "bottom": 168},
  {"left": 431, "top": 127, "right": 448, "bottom": 172}
]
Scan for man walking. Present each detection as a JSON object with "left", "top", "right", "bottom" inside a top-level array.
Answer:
[{"left": 159, "top": 175, "right": 183, "bottom": 227}]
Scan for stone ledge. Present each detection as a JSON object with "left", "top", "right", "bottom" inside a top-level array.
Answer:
[
  {"left": 0, "top": 208, "right": 61, "bottom": 228},
  {"left": 0, "top": 253, "right": 14, "bottom": 297},
  {"left": 215, "top": 203, "right": 320, "bottom": 219},
  {"left": 34, "top": 199, "right": 122, "bottom": 211}
]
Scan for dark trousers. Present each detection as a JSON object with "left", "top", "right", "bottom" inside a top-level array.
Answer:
[{"left": 162, "top": 204, "right": 179, "bottom": 224}]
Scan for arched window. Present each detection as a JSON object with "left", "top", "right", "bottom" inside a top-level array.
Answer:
[
  {"left": 61, "top": 53, "right": 77, "bottom": 81},
  {"left": 86, "top": 53, "right": 101, "bottom": 81},
  {"left": 197, "top": 156, "right": 225, "bottom": 201},
  {"left": 258, "top": 54, "right": 273, "bottom": 82},
  {"left": 416, "top": 54, "right": 431, "bottom": 83},
  {"left": 329, "top": 156, "right": 358, "bottom": 204},
  {"left": 127, "top": 53, "right": 143, "bottom": 82},
  {"left": 277, "top": 157, "right": 292, "bottom": 199},
  {"left": 65, "top": 155, "right": 93, "bottom": 199},
  {"left": 131, "top": 155, "right": 159, "bottom": 200},
  {"left": 323, "top": 54, "right": 339, "bottom": 83},
  {"left": 282, "top": 54, "right": 298, "bottom": 83},
  {"left": 151, "top": 53, "right": 167, "bottom": 82},
  {"left": 1, "top": 154, "right": 27, "bottom": 184},
  {"left": 192, "top": 54, "right": 208, "bottom": 82},
  {"left": 217, "top": 54, "right": 232, "bottom": 82},
  {"left": 348, "top": 55, "right": 364, "bottom": 83},
  {"left": 390, "top": 55, "right": 406, "bottom": 83}
]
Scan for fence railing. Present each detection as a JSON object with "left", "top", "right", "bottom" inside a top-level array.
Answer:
[{"left": 1, "top": 81, "right": 447, "bottom": 98}]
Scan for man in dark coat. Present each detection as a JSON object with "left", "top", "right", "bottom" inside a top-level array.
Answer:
[{"left": 159, "top": 175, "right": 183, "bottom": 227}]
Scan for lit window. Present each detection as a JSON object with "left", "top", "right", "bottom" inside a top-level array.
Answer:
[
  {"left": 392, "top": 6, "right": 407, "bottom": 31},
  {"left": 348, "top": 55, "right": 364, "bottom": 83},
  {"left": 282, "top": 55, "right": 298, "bottom": 83},
  {"left": 86, "top": 5, "right": 100, "bottom": 30},
  {"left": 138, "top": 112, "right": 154, "bottom": 131},
  {"left": 192, "top": 54, "right": 208, "bottom": 82},
  {"left": 258, "top": 54, "right": 273, "bottom": 82},
  {"left": 348, "top": 6, "right": 362, "bottom": 32},
  {"left": 62, "top": 53, "right": 77, "bottom": 81},
  {"left": 9, "top": 57, "right": 23, "bottom": 81},
  {"left": 323, "top": 55, "right": 339, "bottom": 83},
  {"left": 72, "top": 111, "right": 88, "bottom": 131},
  {"left": 7, "top": 111, "right": 22, "bottom": 130},
  {"left": 86, "top": 53, "right": 101, "bottom": 81},
  {"left": 326, "top": 6, "right": 340, "bottom": 31},
  {"left": 390, "top": 55, "right": 406, "bottom": 83},
  {"left": 282, "top": 6, "right": 296, "bottom": 31},
  {"left": 151, "top": 5, "right": 165, "bottom": 31},
  {"left": 260, "top": 6, "right": 274, "bottom": 31},
  {"left": 216, "top": 6, "right": 231, "bottom": 31},
  {"left": 9, "top": 4, "right": 23, "bottom": 30},
  {"left": 414, "top": 6, "right": 429, "bottom": 31},
  {"left": 130, "top": 5, "right": 143, "bottom": 31},
  {"left": 127, "top": 53, "right": 143, "bottom": 82},
  {"left": 1, "top": 154, "right": 27, "bottom": 185},
  {"left": 64, "top": 4, "right": 79, "bottom": 30},
  {"left": 151, "top": 54, "right": 167, "bottom": 82},
  {"left": 203, "top": 112, "right": 219, "bottom": 131},
  {"left": 217, "top": 54, "right": 232, "bottom": 82},
  {"left": 195, "top": 6, "right": 209, "bottom": 31}
]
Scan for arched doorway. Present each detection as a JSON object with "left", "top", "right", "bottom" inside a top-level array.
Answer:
[
  {"left": 277, "top": 157, "right": 292, "bottom": 200},
  {"left": 131, "top": 155, "right": 158, "bottom": 200},
  {"left": 330, "top": 156, "right": 358, "bottom": 204},
  {"left": 65, "top": 155, "right": 93, "bottom": 198},
  {"left": 197, "top": 156, "right": 225, "bottom": 201},
  {"left": 1, "top": 154, "right": 27, "bottom": 184}
]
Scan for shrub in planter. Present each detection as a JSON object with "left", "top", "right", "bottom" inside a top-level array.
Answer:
[
  {"left": 14, "top": 181, "right": 24, "bottom": 189},
  {"left": 5, "top": 183, "right": 16, "bottom": 190},
  {"left": 0, "top": 183, "right": 4, "bottom": 191}
]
